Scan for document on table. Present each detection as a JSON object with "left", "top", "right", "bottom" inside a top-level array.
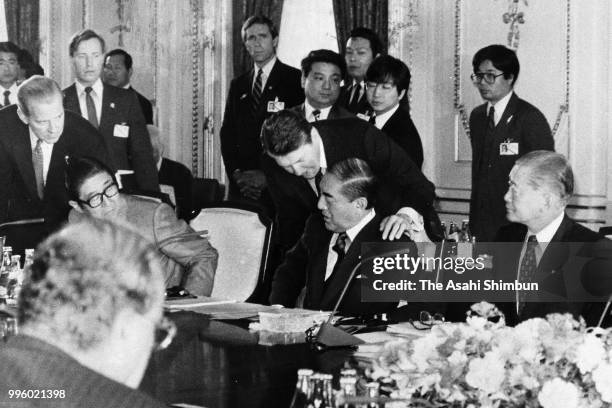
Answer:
[{"left": 164, "top": 296, "right": 236, "bottom": 310}]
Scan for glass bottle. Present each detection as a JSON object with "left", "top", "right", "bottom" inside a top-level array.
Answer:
[
  {"left": 339, "top": 376, "right": 358, "bottom": 408},
  {"left": 460, "top": 219, "right": 471, "bottom": 242},
  {"left": 7, "top": 255, "right": 22, "bottom": 302},
  {"left": 366, "top": 382, "right": 380, "bottom": 408},
  {"left": 307, "top": 374, "right": 325, "bottom": 408},
  {"left": 447, "top": 222, "right": 460, "bottom": 242},
  {"left": 0, "top": 246, "right": 12, "bottom": 305},
  {"left": 24, "top": 249, "right": 35, "bottom": 270},
  {"left": 321, "top": 374, "right": 334, "bottom": 408},
  {"left": 289, "top": 368, "right": 314, "bottom": 408}
]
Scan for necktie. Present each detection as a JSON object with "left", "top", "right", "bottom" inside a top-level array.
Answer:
[
  {"left": 251, "top": 68, "right": 263, "bottom": 115},
  {"left": 369, "top": 114, "right": 376, "bottom": 125},
  {"left": 3, "top": 90, "right": 10, "bottom": 107},
  {"left": 330, "top": 232, "right": 350, "bottom": 278},
  {"left": 312, "top": 109, "right": 321, "bottom": 122},
  {"left": 487, "top": 105, "right": 495, "bottom": 130},
  {"left": 518, "top": 235, "right": 538, "bottom": 314},
  {"left": 348, "top": 83, "right": 362, "bottom": 111},
  {"left": 32, "top": 139, "right": 45, "bottom": 199},
  {"left": 84, "top": 86, "right": 99, "bottom": 128}
]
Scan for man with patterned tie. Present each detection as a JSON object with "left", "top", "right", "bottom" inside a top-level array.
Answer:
[
  {"left": 0, "top": 42, "right": 21, "bottom": 108},
  {"left": 492, "top": 151, "right": 610, "bottom": 326},
  {"left": 220, "top": 15, "right": 303, "bottom": 215},
  {"left": 63, "top": 29, "right": 158, "bottom": 192},
  {"left": 0, "top": 76, "right": 110, "bottom": 234},
  {"left": 338, "top": 27, "right": 382, "bottom": 117},
  {"left": 289, "top": 49, "right": 353, "bottom": 123},
  {"left": 468, "top": 44, "right": 553, "bottom": 243},
  {"left": 269, "top": 158, "right": 414, "bottom": 316}
]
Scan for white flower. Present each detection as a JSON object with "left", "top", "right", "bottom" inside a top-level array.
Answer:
[
  {"left": 575, "top": 334, "right": 606, "bottom": 374},
  {"left": 592, "top": 363, "right": 612, "bottom": 403},
  {"left": 447, "top": 350, "right": 468, "bottom": 367},
  {"left": 538, "top": 378, "right": 580, "bottom": 408},
  {"left": 465, "top": 351, "right": 505, "bottom": 393}
]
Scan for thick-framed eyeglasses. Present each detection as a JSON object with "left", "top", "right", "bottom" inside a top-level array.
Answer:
[
  {"left": 154, "top": 316, "right": 177, "bottom": 351},
  {"left": 409, "top": 311, "right": 445, "bottom": 330},
  {"left": 78, "top": 184, "right": 119, "bottom": 208},
  {"left": 470, "top": 72, "right": 505, "bottom": 85}
]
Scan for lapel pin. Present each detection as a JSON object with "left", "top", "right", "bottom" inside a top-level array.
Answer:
[
  {"left": 110, "top": 102, "right": 115, "bottom": 109},
  {"left": 240, "top": 93, "right": 247, "bottom": 100},
  {"left": 506, "top": 115, "right": 513, "bottom": 124}
]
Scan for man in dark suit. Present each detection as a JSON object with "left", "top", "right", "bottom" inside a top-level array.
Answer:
[
  {"left": 469, "top": 44, "right": 553, "bottom": 242},
  {"left": 0, "top": 76, "right": 110, "bottom": 232},
  {"left": 338, "top": 27, "right": 382, "bottom": 117},
  {"left": 492, "top": 151, "right": 610, "bottom": 326},
  {"left": 261, "top": 110, "right": 441, "bottom": 255},
  {"left": 0, "top": 41, "right": 21, "bottom": 108},
  {"left": 63, "top": 29, "right": 158, "bottom": 192},
  {"left": 148, "top": 124, "right": 194, "bottom": 221},
  {"left": 220, "top": 15, "right": 303, "bottom": 214},
  {"left": 270, "top": 158, "right": 413, "bottom": 315},
  {"left": 103, "top": 48, "right": 154, "bottom": 125},
  {"left": 289, "top": 49, "right": 353, "bottom": 123},
  {"left": 365, "top": 55, "right": 424, "bottom": 168},
  {"left": 0, "top": 218, "right": 169, "bottom": 407}
]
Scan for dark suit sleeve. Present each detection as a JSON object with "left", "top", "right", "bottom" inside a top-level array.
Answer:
[
  {"left": 521, "top": 107, "right": 554, "bottom": 152},
  {"left": 362, "top": 126, "right": 435, "bottom": 215},
  {"left": 220, "top": 79, "right": 240, "bottom": 176},
  {"left": 269, "top": 219, "right": 313, "bottom": 306},
  {"left": 72, "top": 115, "right": 112, "bottom": 167},
  {"left": 126, "top": 92, "right": 159, "bottom": 191},
  {"left": 403, "top": 116, "right": 424, "bottom": 169},
  {"left": 137, "top": 92, "right": 154, "bottom": 125},
  {"left": 0, "top": 141, "right": 12, "bottom": 223}
]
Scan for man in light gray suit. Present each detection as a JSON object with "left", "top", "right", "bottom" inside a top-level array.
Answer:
[{"left": 65, "top": 156, "right": 218, "bottom": 296}]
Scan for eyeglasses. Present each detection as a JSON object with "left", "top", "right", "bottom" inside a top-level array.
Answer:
[
  {"left": 78, "top": 183, "right": 119, "bottom": 208},
  {"left": 409, "top": 311, "right": 445, "bottom": 330},
  {"left": 153, "top": 316, "right": 177, "bottom": 351},
  {"left": 470, "top": 72, "right": 505, "bottom": 84}
]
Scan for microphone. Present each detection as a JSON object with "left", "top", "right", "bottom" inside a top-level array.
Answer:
[{"left": 313, "top": 243, "right": 416, "bottom": 347}]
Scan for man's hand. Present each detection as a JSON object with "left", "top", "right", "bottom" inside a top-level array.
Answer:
[
  {"left": 234, "top": 170, "right": 267, "bottom": 200},
  {"left": 380, "top": 208, "right": 430, "bottom": 242}
]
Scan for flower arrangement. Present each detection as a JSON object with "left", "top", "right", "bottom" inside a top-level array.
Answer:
[{"left": 369, "top": 302, "right": 612, "bottom": 408}]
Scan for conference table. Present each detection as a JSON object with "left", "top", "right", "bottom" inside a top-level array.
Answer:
[{"left": 140, "top": 308, "right": 356, "bottom": 408}]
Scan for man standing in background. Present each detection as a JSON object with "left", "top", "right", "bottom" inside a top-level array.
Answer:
[{"left": 0, "top": 41, "right": 20, "bottom": 107}]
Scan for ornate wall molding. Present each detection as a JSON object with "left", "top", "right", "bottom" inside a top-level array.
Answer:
[
  {"left": 388, "top": 0, "right": 419, "bottom": 108},
  {"left": 190, "top": 0, "right": 200, "bottom": 175},
  {"left": 453, "top": 0, "right": 570, "bottom": 140}
]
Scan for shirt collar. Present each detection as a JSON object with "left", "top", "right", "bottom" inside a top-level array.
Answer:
[
  {"left": 305, "top": 100, "right": 332, "bottom": 121},
  {"left": 254, "top": 56, "right": 277, "bottom": 78},
  {"left": 345, "top": 209, "right": 376, "bottom": 243},
  {"left": 1, "top": 83, "right": 18, "bottom": 93},
  {"left": 122, "top": 83, "right": 131, "bottom": 90},
  {"left": 76, "top": 78, "right": 103, "bottom": 96},
  {"left": 527, "top": 211, "right": 565, "bottom": 251},
  {"left": 373, "top": 104, "right": 400, "bottom": 129},
  {"left": 29, "top": 128, "right": 53, "bottom": 149},
  {"left": 487, "top": 90, "right": 513, "bottom": 123}
]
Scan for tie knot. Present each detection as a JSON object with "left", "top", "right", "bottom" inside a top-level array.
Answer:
[
  {"left": 528, "top": 235, "right": 538, "bottom": 243},
  {"left": 3, "top": 90, "right": 9, "bottom": 97},
  {"left": 256, "top": 68, "right": 263, "bottom": 78},
  {"left": 85, "top": 86, "right": 93, "bottom": 94},
  {"left": 312, "top": 109, "right": 321, "bottom": 121},
  {"left": 333, "top": 232, "right": 349, "bottom": 254},
  {"left": 35, "top": 138, "right": 43, "bottom": 148},
  {"left": 488, "top": 105, "right": 495, "bottom": 117}
]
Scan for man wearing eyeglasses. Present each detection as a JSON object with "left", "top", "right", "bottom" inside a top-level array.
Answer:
[
  {"left": 0, "top": 218, "right": 171, "bottom": 407},
  {"left": 468, "top": 44, "right": 554, "bottom": 243}
]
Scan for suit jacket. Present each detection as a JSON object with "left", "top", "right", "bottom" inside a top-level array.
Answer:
[
  {"left": 0, "top": 334, "right": 167, "bottom": 408},
  {"left": 262, "top": 117, "right": 439, "bottom": 252},
  {"left": 493, "top": 214, "right": 610, "bottom": 326},
  {"left": 380, "top": 106, "right": 424, "bottom": 169},
  {"left": 270, "top": 213, "right": 412, "bottom": 315},
  {"left": 288, "top": 102, "right": 354, "bottom": 122},
  {"left": 63, "top": 83, "right": 159, "bottom": 191},
  {"left": 159, "top": 157, "right": 193, "bottom": 221},
  {"left": 338, "top": 82, "right": 372, "bottom": 115},
  {"left": 469, "top": 92, "right": 553, "bottom": 242},
  {"left": 0, "top": 105, "right": 110, "bottom": 231},
  {"left": 70, "top": 195, "right": 218, "bottom": 296},
  {"left": 130, "top": 86, "right": 154, "bottom": 124},
  {"left": 220, "top": 59, "right": 304, "bottom": 176}
]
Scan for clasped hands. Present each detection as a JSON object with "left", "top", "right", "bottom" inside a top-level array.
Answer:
[{"left": 233, "top": 169, "right": 267, "bottom": 200}]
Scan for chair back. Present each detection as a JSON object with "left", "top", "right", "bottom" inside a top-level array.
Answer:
[{"left": 189, "top": 203, "right": 272, "bottom": 301}]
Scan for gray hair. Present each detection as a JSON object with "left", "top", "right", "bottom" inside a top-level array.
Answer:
[
  {"left": 515, "top": 150, "right": 573, "bottom": 203},
  {"left": 18, "top": 217, "right": 165, "bottom": 351}
]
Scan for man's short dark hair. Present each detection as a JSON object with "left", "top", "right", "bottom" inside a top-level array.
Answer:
[
  {"left": 0, "top": 41, "right": 20, "bottom": 58},
  {"left": 261, "top": 110, "right": 313, "bottom": 156},
  {"left": 472, "top": 44, "right": 520, "bottom": 85},
  {"left": 365, "top": 55, "right": 411, "bottom": 93},
  {"left": 347, "top": 27, "right": 383, "bottom": 56},
  {"left": 65, "top": 156, "right": 117, "bottom": 202},
  {"left": 516, "top": 150, "right": 573, "bottom": 204},
  {"left": 69, "top": 29, "right": 106, "bottom": 57},
  {"left": 301, "top": 49, "right": 347, "bottom": 78},
  {"left": 17, "top": 49, "right": 44, "bottom": 78},
  {"left": 328, "top": 158, "right": 377, "bottom": 208},
  {"left": 241, "top": 15, "right": 278, "bottom": 42},
  {"left": 105, "top": 48, "right": 133, "bottom": 70}
]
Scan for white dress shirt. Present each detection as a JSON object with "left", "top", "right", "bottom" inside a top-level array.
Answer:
[
  {"left": 304, "top": 100, "right": 331, "bottom": 122},
  {"left": 0, "top": 83, "right": 19, "bottom": 106},
  {"left": 29, "top": 130, "right": 54, "bottom": 184},
  {"left": 75, "top": 78, "right": 103, "bottom": 124},
  {"left": 373, "top": 104, "right": 400, "bottom": 129},
  {"left": 486, "top": 90, "right": 513, "bottom": 126},
  {"left": 325, "top": 209, "right": 376, "bottom": 281},
  {"left": 252, "top": 56, "right": 277, "bottom": 90}
]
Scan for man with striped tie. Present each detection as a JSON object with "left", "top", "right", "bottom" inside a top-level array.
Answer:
[
  {"left": 0, "top": 42, "right": 21, "bottom": 109},
  {"left": 220, "top": 15, "right": 303, "bottom": 215}
]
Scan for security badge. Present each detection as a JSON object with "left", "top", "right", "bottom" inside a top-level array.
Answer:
[
  {"left": 267, "top": 97, "right": 285, "bottom": 113},
  {"left": 500, "top": 138, "right": 518, "bottom": 155},
  {"left": 356, "top": 113, "right": 371, "bottom": 122},
  {"left": 113, "top": 123, "right": 130, "bottom": 138}
]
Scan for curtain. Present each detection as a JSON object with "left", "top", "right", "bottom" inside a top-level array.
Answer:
[
  {"left": 232, "top": 0, "right": 284, "bottom": 76},
  {"left": 4, "top": 0, "right": 39, "bottom": 62},
  {"left": 332, "top": 0, "right": 388, "bottom": 54}
]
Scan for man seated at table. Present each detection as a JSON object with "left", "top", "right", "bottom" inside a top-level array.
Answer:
[
  {"left": 66, "top": 156, "right": 218, "bottom": 296},
  {"left": 0, "top": 218, "right": 170, "bottom": 407},
  {"left": 269, "top": 158, "right": 415, "bottom": 316}
]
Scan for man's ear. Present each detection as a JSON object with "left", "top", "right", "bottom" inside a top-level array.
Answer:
[
  {"left": 398, "top": 89, "right": 406, "bottom": 101},
  {"left": 353, "top": 196, "right": 368, "bottom": 210},
  {"left": 16, "top": 106, "right": 29, "bottom": 125},
  {"left": 273, "top": 35, "right": 279, "bottom": 49},
  {"left": 301, "top": 74, "right": 307, "bottom": 89},
  {"left": 127, "top": 67, "right": 133, "bottom": 81},
  {"left": 68, "top": 200, "right": 83, "bottom": 212}
]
